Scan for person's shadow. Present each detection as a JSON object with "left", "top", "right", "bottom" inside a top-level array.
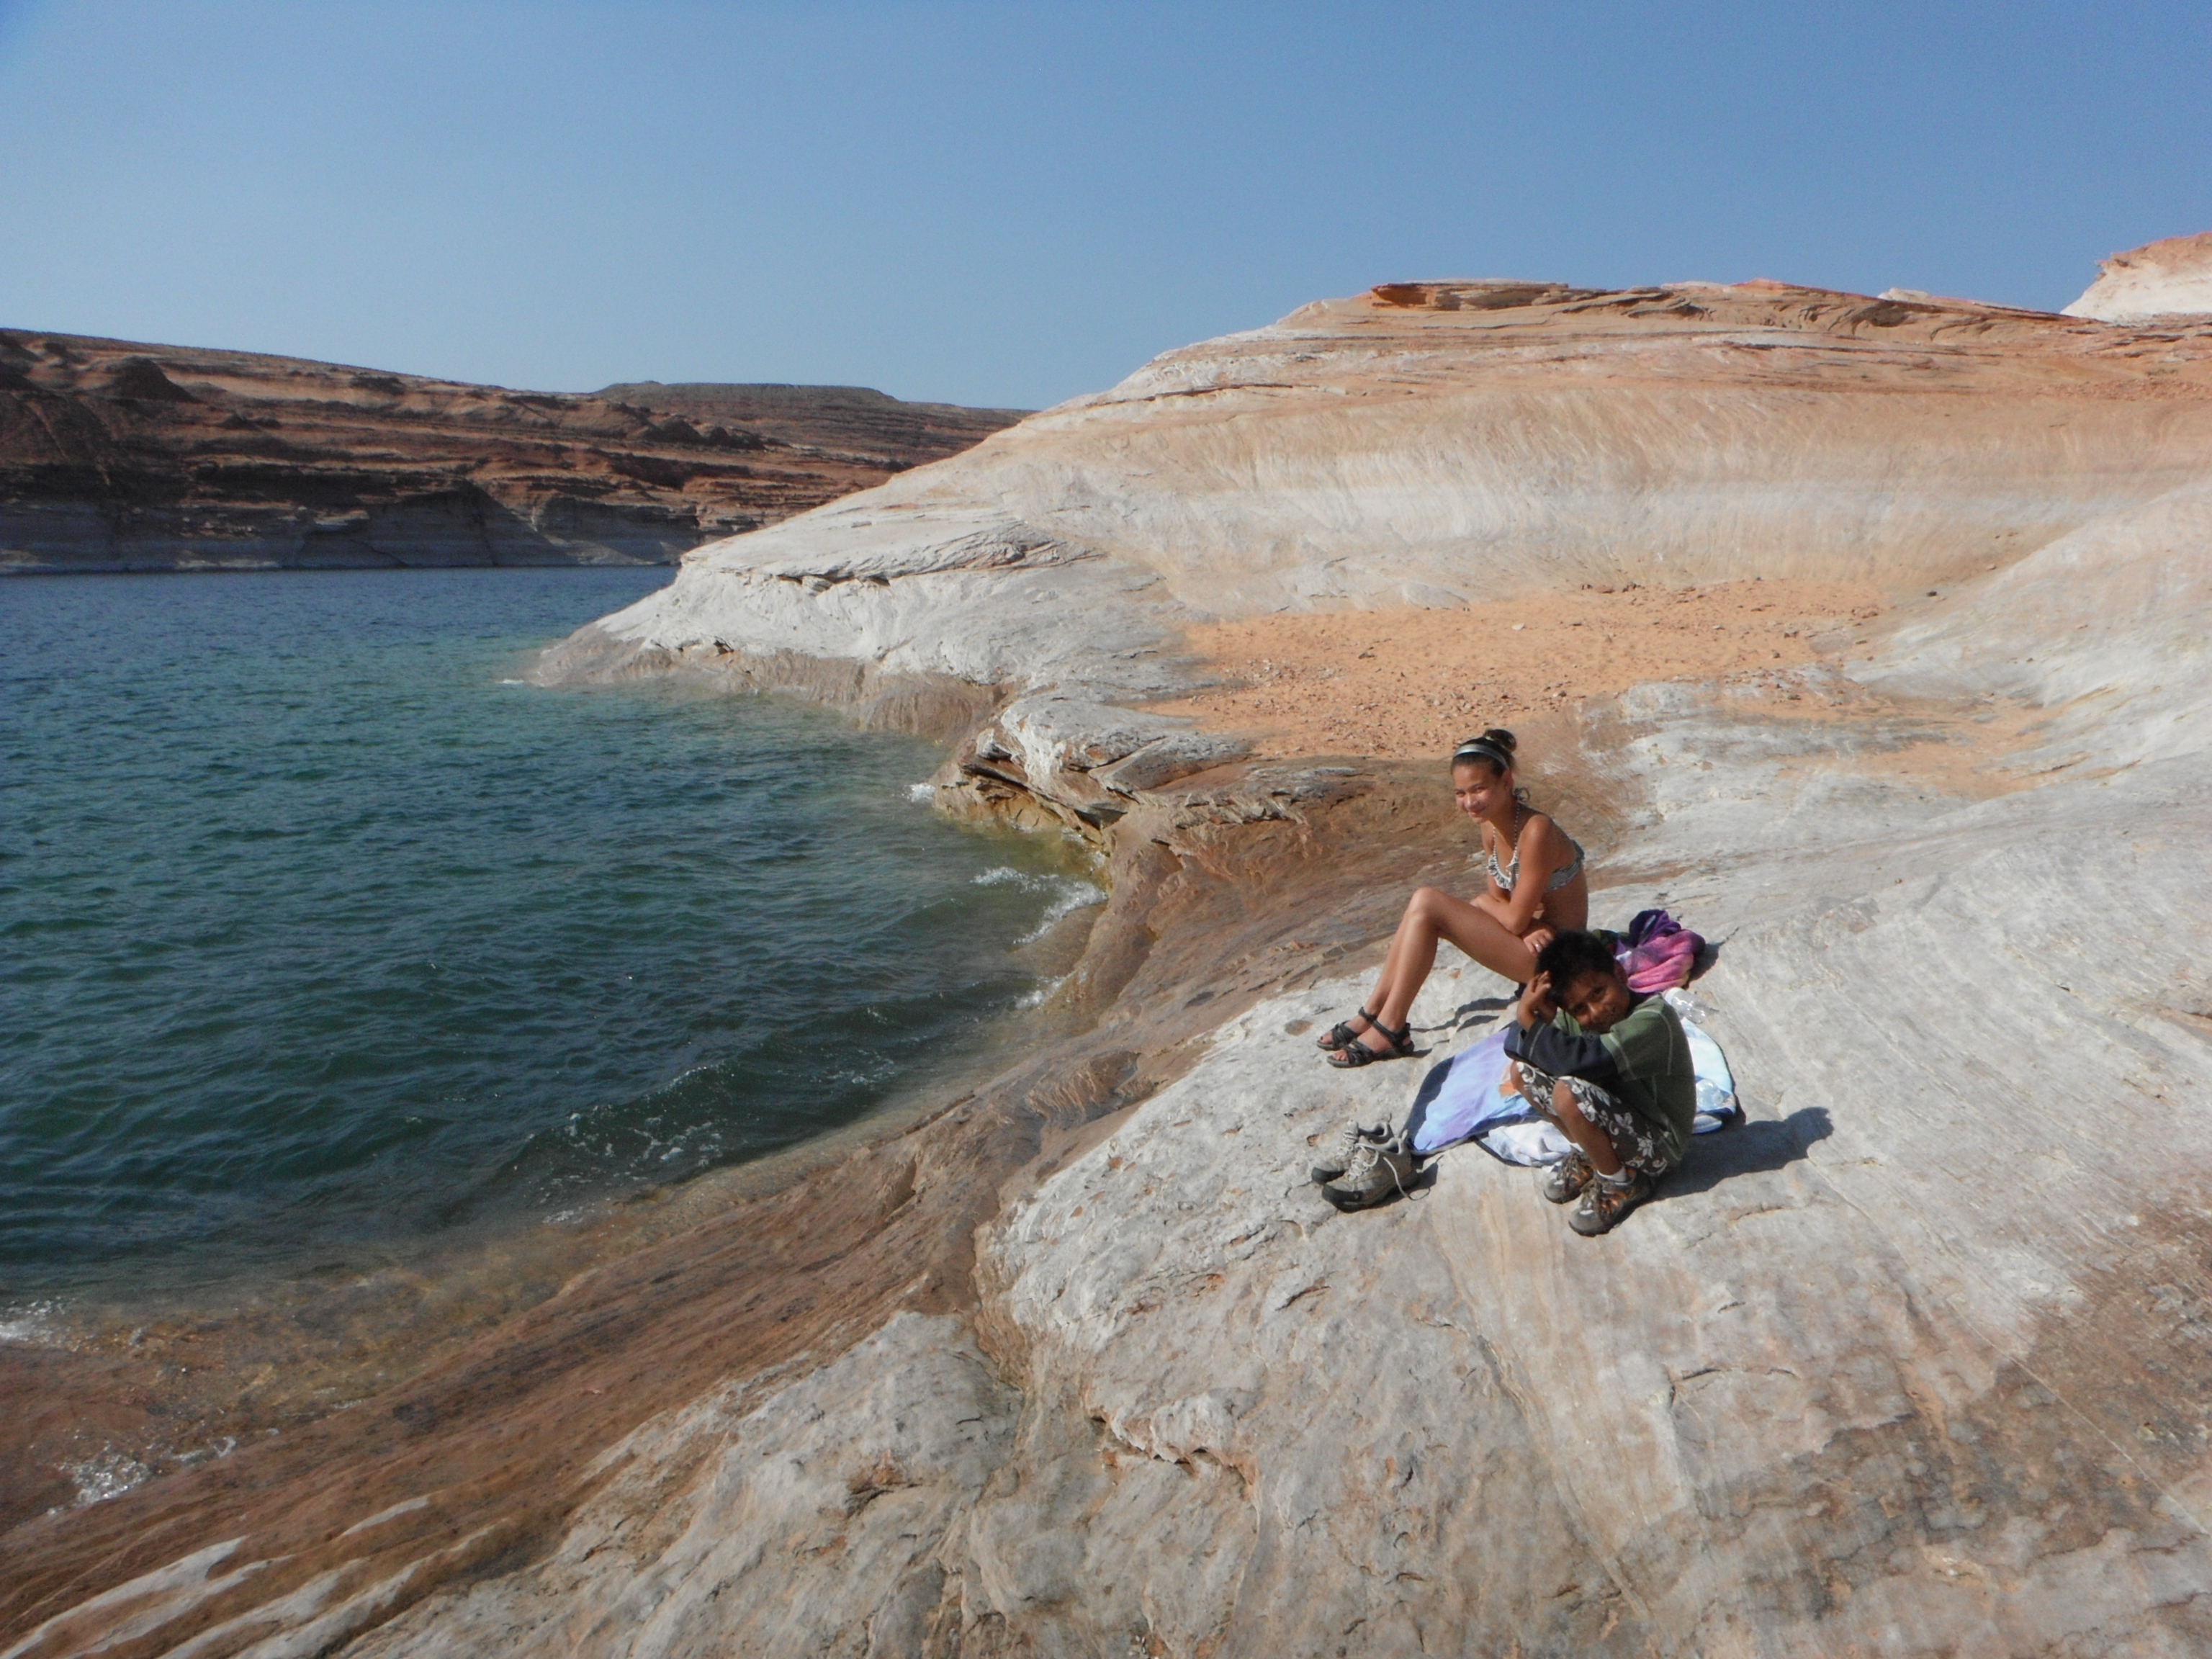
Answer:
[{"left": 1658, "top": 1105, "right": 1833, "bottom": 1200}]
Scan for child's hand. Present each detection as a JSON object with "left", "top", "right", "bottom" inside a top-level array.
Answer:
[{"left": 1518, "top": 971, "right": 1555, "bottom": 1028}]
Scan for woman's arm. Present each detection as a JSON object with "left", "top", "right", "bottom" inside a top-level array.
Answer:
[
  {"left": 1492, "top": 814, "right": 1568, "bottom": 938},
  {"left": 1470, "top": 824, "right": 1519, "bottom": 926}
]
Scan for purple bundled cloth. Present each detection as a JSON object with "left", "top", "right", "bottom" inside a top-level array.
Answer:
[{"left": 1614, "top": 908, "right": 1703, "bottom": 993}]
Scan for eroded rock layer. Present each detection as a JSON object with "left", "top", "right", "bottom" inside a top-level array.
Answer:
[
  {"left": 7, "top": 269, "right": 2212, "bottom": 1657},
  {"left": 2064, "top": 231, "right": 2212, "bottom": 323},
  {"left": 594, "top": 382, "right": 1028, "bottom": 468},
  {"left": 0, "top": 333, "right": 1025, "bottom": 572}
]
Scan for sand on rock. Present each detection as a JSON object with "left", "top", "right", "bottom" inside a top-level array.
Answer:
[{"left": 1148, "top": 577, "right": 1884, "bottom": 760}]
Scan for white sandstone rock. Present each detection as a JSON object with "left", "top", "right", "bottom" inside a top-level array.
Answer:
[
  {"left": 340, "top": 1316, "right": 1018, "bottom": 1659},
  {"left": 2063, "top": 231, "right": 2212, "bottom": 321},
  {"left": 554, "top": 280, "right": 2212, "bottom": 734}
]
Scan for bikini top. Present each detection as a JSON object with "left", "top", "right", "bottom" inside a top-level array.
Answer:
[{"left": 1485, "top": 805, "right": 1586, "bottom": 896}]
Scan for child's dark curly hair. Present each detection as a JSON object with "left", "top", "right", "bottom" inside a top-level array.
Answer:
[{"left": 1534, "top": 930, "right": 1620, "bottom": 993}]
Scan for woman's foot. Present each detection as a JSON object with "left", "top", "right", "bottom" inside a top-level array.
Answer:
[
  {"left": 1325, "top": 1014, "right": 1416, "bottom": 1067},
  {"left": 1316, "top": 1008, "right": 1380, "bottom": 1052}
]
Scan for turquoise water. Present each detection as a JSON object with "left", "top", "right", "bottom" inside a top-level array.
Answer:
[{"left": 0, "top": 569, "right": 1094, "bottom": 1292}]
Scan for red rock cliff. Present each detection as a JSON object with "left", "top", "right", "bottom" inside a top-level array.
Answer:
[{"left": 0, "top": 331, "right": 1026, "bottom": 572}]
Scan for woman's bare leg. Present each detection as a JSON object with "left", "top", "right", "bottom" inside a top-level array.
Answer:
[
  {"left": 1349, "top": 887, "right": 1537, "bottom": 1053},
  {"left": 1335, "top": 898, "right": 1427, "bottom": 1041}
]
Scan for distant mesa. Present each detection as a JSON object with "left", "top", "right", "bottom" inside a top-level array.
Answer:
[
  {"left": 2063, "top": 230, "right": 2212, "bottom": 322},
  {"left": 0, "top": 334, "right": 1029, "bottom": 574}
]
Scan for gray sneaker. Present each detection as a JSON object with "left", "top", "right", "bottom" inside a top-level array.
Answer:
[
  {"left": 1540, "top": 1150, "right": 1594, "bottom": 1205},
  {"left": 1568, "top": 1169, "right": 1653, "bottom": 1236},
  {"left": 1321, "top": 1131, "right": 1416, "bottom": 1211},
  {"left": 1310, "top": 1120, "right": 1388, "bottom": 1184}
]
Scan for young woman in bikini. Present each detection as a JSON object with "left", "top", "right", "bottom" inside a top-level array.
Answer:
[{"left": 1318, "top": 729, "right": 1589, "bottom": 1066}]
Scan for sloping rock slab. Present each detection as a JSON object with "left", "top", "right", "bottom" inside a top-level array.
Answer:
[
  {"left": 958, "top": 743, "right": 2212, "bottom": 1655},
  {"left": 339, "top": 1315, "right": 1017, "bottom": 1659}
]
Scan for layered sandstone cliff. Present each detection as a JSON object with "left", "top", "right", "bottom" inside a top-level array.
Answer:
[
  {"left": 0, "top": 333, "right": 1024, "bottom": 572},
  {"left": 545, "top": 271, "right": 2212, "bottom": 826},
  {"left": 8, "top": 262, "right": 2212, "bottom": 1658}
]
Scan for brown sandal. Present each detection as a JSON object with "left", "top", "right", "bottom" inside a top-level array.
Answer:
[
  {"left": 1325, "top": 1015, "right": 1416, "bottom": 1067},
  {"left": 1316, "top": 1007, "right": 1380, "bottom": 1051}
]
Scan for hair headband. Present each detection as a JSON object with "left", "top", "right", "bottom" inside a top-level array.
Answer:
[{"left": 1452, "top": 738, "right": 1514, "bottom": 772}]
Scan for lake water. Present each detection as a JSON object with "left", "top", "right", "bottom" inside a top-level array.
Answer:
[{"left": 0, "top": 568, "right": 1095, "bottom": 1298}]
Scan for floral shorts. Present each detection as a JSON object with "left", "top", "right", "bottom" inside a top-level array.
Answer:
[{"left": 1511, "top": 1063, "right": 1672, "bottom": 1177}]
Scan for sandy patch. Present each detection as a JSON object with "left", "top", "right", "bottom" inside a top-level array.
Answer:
[{"left": 1151, "top": 579, "right": 1885, "bottom": 761}]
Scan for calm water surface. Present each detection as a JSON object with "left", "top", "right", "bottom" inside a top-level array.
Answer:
[{"left": 0, "top": 569, "right": 1094, "bottom": 1295}]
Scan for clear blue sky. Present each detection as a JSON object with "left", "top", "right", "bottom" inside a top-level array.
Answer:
[{"left": 3, "top": 1, "right": 2206, "bottom": 410}]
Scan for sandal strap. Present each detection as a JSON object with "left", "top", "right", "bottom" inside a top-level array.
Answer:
[
  {"left": 1327, "top": 1015, "right": 1416, "bottom": 1066},
  {"left": 1317, "top": 1008, "right": 1382, "bottom": 1052}
]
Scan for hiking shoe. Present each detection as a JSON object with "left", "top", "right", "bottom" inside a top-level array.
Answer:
[
  {"left": 1321, "top": 1132, "right": 1416, "bottom": 1211},
  {"left": 1540, "top": 1151, "right": 1595, "bottom": 1205},
  {"left": 1310, "top": 1120, "right": 1388, "bottom": 1184},
  {"left": 1568, "top": 1170, "right": 1653, "bottom": 1236}
]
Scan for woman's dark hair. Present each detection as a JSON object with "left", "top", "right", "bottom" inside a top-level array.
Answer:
[
  {"left": 1450, "top": 728, "right": 1517, "bottom": 775},
  {"left": 1451, "top": 729, "right": 1530, "bottom": 805},
  {"left": 1534, "top": 930, "right": 1622, "bottom": 994}
]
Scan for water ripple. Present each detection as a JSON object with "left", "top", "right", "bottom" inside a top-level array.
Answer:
[{"left": 0, "top": 570, "right": 1097, "bottom": 1291}]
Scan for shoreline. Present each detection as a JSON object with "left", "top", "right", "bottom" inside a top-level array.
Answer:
[
  {"left": 0, "top": 837, "right": 1107, "bottom": 1532},
  {"left": 0, "top": 709, "right": 1493, "bottom": 1628},
  {"left": 9, "top": 622, "right": 2082, "bottom": 1650},
  {"left": 0, "top": 582, "right": 1104, "bottom": 1534},
  {"left": 0, "top": 578, "right": 2064, "bottom": 1568},
  {"left": 8, "top": 603, "right": 2201, "bottom": 1654}
]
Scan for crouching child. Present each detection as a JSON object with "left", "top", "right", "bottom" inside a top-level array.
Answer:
[{"left": 1504, "top": 930, "right": 1696, "bottom": 1236}]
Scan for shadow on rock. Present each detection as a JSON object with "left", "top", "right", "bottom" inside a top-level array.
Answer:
[
  {"left": 1447, "top": 994, "right": 1514, "bottom": 1023},
  {"left": 1659, "top": 1106, "right": 1832, "bottom": 1201}
]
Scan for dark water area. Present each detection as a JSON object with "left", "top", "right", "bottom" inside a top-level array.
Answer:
[{"left": 0, "top": 569, "right": 1097, "bottom": 1304}]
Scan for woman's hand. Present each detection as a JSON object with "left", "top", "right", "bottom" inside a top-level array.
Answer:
[{"left": 1522, "top": 925, "right": 1556, "bottom": 956}]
